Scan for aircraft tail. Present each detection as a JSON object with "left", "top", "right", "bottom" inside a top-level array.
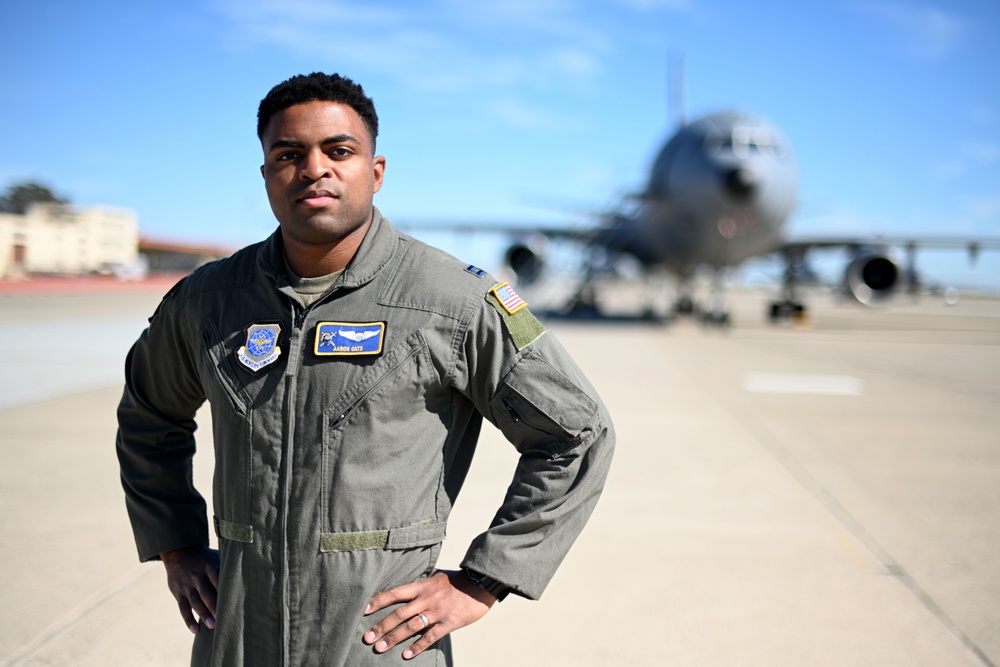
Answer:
[{"left": 669, "top": 51, "right": 686, "bottom": 128}]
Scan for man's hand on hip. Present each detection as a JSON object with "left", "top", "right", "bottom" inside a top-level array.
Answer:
[
  {"left": 160, "top": 546, "right": 220, "bottom": 634},
  {"left": 363, "top": 569, "right": 496, "bottom": 660}
]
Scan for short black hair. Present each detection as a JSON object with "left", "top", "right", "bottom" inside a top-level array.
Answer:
[{"left": 257, "top": 72, "right": 379, "bottom": 150}]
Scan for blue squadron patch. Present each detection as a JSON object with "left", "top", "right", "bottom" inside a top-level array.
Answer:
[
  {"left": 315, "top": 322, "right": 386, "bottom": 356},
  {"left": 465, "top": 265, "right": 486, "bottom": 278},
  {"left": 237, "top": 323, "right": 282, "bottom": 372},
  {"left": 491, "top": 282, "right": 527, "bottom": 315}
]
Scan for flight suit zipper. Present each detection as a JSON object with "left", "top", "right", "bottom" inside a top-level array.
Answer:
[
  {"left": 278, "top": 301, "right": 301, "bottom": 667},
  {"left": 503, "top": 399, "right": 521, "bottom": 424},
  {"left": 279, "top": 290, "right": 337, "bottom": 666}
]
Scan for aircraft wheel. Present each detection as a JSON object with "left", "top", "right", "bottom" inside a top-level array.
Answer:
[
  {"left": 642, "top": 307, "right": 669, "bottom": 324},
  {"left": 768, "top": 301, "right": 791, "bottom": 322},
  {"left": 768, "top": 301, "right": 806, "bottom": 322},
  {"left": 701, "top": 311, "right": 730, "bottom": 328},
  {"left": 675, "top": 297, "right": 695, "bottom": 315}
]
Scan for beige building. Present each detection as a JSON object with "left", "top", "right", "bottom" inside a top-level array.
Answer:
[{"left": 0, "top": 203, "right": 139, "bottom": 278}]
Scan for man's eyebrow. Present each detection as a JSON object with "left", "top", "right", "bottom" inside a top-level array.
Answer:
[
  {"left": 267, "top": 139, "right": 304, "bottom": 153},
  {"left": 267, "top": 134, "right": 362, "bottom": 153},
  {"left": 319, "top": 133, "right": 361, "bottom": 146}
]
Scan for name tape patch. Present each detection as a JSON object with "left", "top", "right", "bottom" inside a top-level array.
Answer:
[
  {"left": 491, "top": 282, "right": 527, "bottom": 315},
  {"left": 237, "top": 323, "right": 282, "bottom": 372},
  {"left": 315, "top": 322, "right": 386, "bottom": 356}
]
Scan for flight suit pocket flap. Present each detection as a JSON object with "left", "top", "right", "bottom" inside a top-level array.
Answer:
[{"left": 492, "top": 352, "right": 598, "bottom": 458}]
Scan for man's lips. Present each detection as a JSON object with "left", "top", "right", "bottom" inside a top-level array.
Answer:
[{"left": 298, "top": 190, "right": 338, "bottom": 207}]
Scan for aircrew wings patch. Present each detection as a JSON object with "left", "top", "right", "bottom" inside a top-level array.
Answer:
[{"left": 315, "top": 322, "right": 386, "bottom": 356}]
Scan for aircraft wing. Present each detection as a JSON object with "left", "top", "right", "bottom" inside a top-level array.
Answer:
[
  {"left": 781, "top": 234, "right": 1000, "bottom": 254},
  {"left": 399, "top": 221, "right": 600, "bottom": 243},
  {"left": 768, "top": 233, "right": 1000, "bottom": 310}
]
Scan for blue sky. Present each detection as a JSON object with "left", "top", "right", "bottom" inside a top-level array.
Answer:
[{"left": 2, "top": 0, "right": 998, "bottom": 287}]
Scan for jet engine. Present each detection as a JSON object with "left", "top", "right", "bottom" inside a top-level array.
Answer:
[
  {"left": 843, "top": 245, "right": 902, "bottom": 305},
  {"left": 504, "top": 237, "right": 547, "bottom": 285}
]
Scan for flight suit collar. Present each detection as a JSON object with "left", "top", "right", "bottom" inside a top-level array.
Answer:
[
  {"left": 256, "top": 206, "right": 398, "bottom": 290},
  {"left": 339, "top": 206, "right": 397, "bottom": 289}
]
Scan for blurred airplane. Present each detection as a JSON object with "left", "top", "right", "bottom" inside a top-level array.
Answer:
[
  {"left": 406, "top": 80, "right": 998, "bottom": 325},
  {"left": 508, "top": 109, "right": 803, "bottom": 324}
]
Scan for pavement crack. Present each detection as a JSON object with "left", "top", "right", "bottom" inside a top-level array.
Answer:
[
  {"left": 727, "top": 397, "right": 996, "bottom": 667},
  {"left": 4, "top": 566, "right": 155, "bottom": 666}
]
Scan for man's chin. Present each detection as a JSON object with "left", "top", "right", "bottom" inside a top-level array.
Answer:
[{"left": 279, "top": 216, "right": 370, "bottom": 247}]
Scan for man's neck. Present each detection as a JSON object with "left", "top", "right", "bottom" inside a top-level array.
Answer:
[{"left": 280, "top": 215, "right": 372, "bottom": 278}]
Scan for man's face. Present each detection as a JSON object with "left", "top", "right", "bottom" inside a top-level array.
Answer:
[{"left": 260, "top": 100, "right": 385, "bottom": 249}]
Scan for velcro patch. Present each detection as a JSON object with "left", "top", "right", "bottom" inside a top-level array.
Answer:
[
  {"left": 315, "top": 322, "right": 385, "bottom": 356},
  {"left": 491, "top": 282, "right": 527, "bottom": 315},
  {"left": 486, "top": 291, "right": 546, "bottom": 351}
]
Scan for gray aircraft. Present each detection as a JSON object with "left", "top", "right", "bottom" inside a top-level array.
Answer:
[{"left": 491, "top": 107, "right": 994, "bottom": 325}]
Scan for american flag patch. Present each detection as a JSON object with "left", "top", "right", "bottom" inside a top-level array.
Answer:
[{"left": 491, "top": 282, "right": 527, "bottom": 315}]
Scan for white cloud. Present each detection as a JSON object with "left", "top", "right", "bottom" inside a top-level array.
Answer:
[
  {"left": 206, "top": 0, "right": 625, "bottom": 131},
  {"left": 859, "top": 2, "right": 968, "bottom": 61},
  {"left": 488, "top": 99, "right": 556, "bottom": 129},
  {"left": 932, "top": 141, "right": 1000, "bottom": 180},
  {"left": 435, "top": 0, "right": 613, "bottom": 51},
  {"left": 612, "top": 0, "right": 693, "bottom": 11},
  {"left": 969, "top": 105, "right": 997, "bottom": 125},
  {"left": 549, "top": 48, "right": 603, "bottom": 77},
  {"left": 211, "top": 0, "right": 405, "bottom": 28},
  {"left": 970, "top": 143, "right": 1000, "bottom": 161},
  {"left": 209, "top": 0, "right": 610, "bottom": 92},
  {"left": 961, "top": 195, "right": 1000, "bottom": 221}
]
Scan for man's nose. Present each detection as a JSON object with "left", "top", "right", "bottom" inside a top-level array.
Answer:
[{"left": 300, "top": 149, "right": 332, "bottom": 180}]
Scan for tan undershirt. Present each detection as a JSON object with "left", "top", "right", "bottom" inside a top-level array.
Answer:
[{"left": 285, "top": 260, "right": 343, "bottom": 308}]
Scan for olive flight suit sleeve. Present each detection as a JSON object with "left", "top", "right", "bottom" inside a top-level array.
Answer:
[
  {"left": 456, "top": 290, "right": 615, "bottom": 600},
  {"left": 116, "top": 282, "right": 210, "bottom": 562}
]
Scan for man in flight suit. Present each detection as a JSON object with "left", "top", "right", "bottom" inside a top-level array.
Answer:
[{"left": 117, "top": 72, "right": 615, "bottom": 666}]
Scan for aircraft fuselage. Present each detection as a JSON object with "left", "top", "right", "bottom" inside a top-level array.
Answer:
[{"left": 630, "top": 111, "right": 798, "bottom": 277}]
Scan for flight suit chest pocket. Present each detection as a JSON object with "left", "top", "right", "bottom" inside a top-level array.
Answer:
[
  {"left": 200, "top": 317, "right": 253, "bottom": 416},
  {"left": 323, "top": 330, "right": 434, "bottom": 438},
  {"left": 321, "top": 331, "right": 447, "bottom": 529},
  {"left": 490, "top": 351, "right": 598, "bottom": 459}
]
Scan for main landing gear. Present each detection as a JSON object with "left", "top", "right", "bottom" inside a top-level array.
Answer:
[
  {"left": 670, "top": 271, "right": 730, "bottom": 328},
  {"left": 768, "top": 299, "right": 807, "bottom": 323},
  {"left": 768, "top": 248, "right": 812, "bottom": 327}
]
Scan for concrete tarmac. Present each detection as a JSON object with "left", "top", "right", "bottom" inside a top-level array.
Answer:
[{"left": 1, "top": 284, "right": 997, "bottom": 666}]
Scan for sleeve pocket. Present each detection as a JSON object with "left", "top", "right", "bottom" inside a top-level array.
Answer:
[{"left": 489, "top": 352, "right": 598, "bottom": 459}]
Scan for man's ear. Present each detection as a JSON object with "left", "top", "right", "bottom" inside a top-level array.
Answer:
[{"left": 372, "top": 155, "right": 386, "bottom": 193}]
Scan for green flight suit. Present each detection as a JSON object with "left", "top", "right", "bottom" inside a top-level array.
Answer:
[{"left": 117, "top": 209, "right": 615, "bottom": 666}]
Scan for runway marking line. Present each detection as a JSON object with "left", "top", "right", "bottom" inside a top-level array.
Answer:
[{"left": 742, "top": 373, "right": 863, "bottom": 395}]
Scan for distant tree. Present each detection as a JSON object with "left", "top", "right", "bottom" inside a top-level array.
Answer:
[{"left": 0, "top": 181, "right": 69, "bottom": 214}]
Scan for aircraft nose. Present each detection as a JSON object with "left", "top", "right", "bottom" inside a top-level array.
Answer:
[{"left": 724, "top": 168, "right": 755, "bottom": 200}]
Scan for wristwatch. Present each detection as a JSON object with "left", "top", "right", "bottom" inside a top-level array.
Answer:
[{"left": 463, "top": 568, "right": 511, "bottom": 602}]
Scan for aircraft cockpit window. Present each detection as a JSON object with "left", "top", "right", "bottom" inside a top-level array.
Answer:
[{"left": 705, "top": 128, "right": 787, "bottom": 158}]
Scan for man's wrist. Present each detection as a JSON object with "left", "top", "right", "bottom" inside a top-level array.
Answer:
[{"left": 462, "top": 567, "right": 511, "bottom": 602}]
